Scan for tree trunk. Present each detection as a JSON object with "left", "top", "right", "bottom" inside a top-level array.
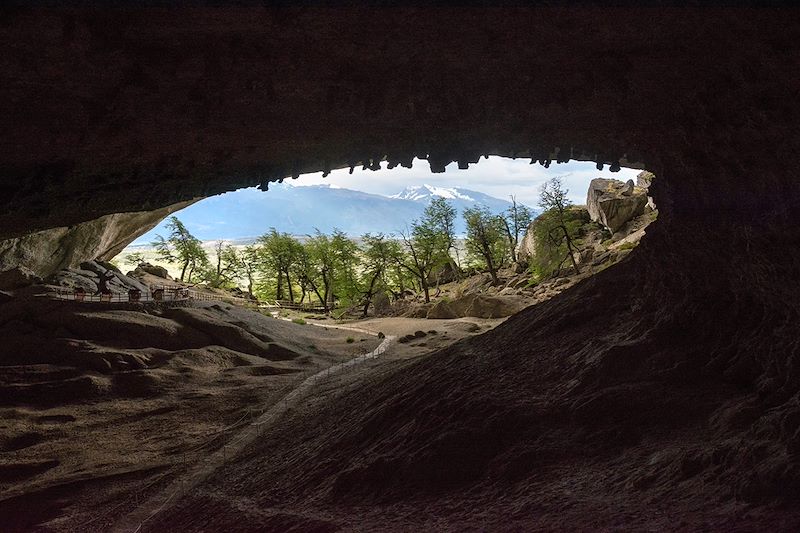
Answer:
[
  {"left": 285, "top": 270, "right": 294, "bottom": 303},
  {"left": 485, "top": 249, "right": 499, "bottom": 285},
  {"left": 362, "top": 272, "right": 381, "bottom": 317},
  {"left": 561, "top": 225, "right": 581, "bottom": 275},
  {"left": 276, "top": 272, "right": 284, "bottom": 300},
  {"left": 180, "top": 261, "right": 189, "bottom": 282}
]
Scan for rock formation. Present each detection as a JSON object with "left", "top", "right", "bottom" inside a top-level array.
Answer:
[
  {"left": 0, "top": 200, "right": 195, "bottom": 287},
  {"left": 1, "top": 6, "right": 799, "bottom": 531},
  {"left": 586, "top": 178, "right": 649, "bottom": 233},
  {"left": 129, "top": 262, "right": 171, "bottom": 280}
]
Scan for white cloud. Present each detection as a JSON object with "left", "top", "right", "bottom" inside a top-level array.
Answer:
[{"left": 290, "top": 157, "right": 640, "bottom": 207}]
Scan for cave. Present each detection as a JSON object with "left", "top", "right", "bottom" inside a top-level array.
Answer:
[{"left": 1, "top": 5, "right": 799, "bottom": 531}]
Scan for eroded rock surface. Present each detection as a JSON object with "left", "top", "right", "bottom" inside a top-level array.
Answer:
[
  {"left": 586, "top": 178, "right": 649, "bottom": 233},
  {"left": 1, "top": 6, "right": 799, "bottom": 532},
  {"left": 0, "top": 200, "right": 195, "bottom": 284}
]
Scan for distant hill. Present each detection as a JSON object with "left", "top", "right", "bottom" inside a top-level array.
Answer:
[{"left": 132, "top": 183, "right": 534, "bottom": 244}]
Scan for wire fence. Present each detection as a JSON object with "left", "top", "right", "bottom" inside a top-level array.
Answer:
[{"left": 50, "top": 284, "right": 259, "bottom": 308}]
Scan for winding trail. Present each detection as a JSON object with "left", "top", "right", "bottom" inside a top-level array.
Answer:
[{"left": 112, "top": 328, "right": 395, "bottom": 533}]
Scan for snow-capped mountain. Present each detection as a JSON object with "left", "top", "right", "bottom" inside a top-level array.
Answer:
[
  {"left": 389, "top": 184, "right": 518, "bottom": 215},
  {"left": 390, "top": 184, "right": 478, "bottom": 202}
]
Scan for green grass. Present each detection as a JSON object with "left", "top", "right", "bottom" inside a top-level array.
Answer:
[
  {"left": 617, "top": 241, "right": 638, "bottom": 251},
  {"left": 292, "top": 318, "right": 307, "bottom": 325},
  {"left": 346, "top": 337, "right": 355, "bottom": 344}
]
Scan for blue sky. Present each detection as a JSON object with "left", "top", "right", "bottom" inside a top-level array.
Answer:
[{"left": 290, "top": 156, "right": 640, "bottom": 207}]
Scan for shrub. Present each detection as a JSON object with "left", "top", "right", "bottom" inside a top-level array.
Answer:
[
  {"left": 617, "top": 241, "right": 637, "bottom": 251},
  {"left": 292, "top": 318, "right": 307, "bottom": 325},
  {"left": 346, "top": 337, "right": 355, "bottom": 343}
]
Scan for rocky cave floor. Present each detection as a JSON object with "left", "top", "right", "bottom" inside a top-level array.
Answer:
[
  {"left": 2, "top": 224, "right": 800, "bottom": 531},
  {"left": 0, "top": 292, "right": 497, "bottom": 531}
]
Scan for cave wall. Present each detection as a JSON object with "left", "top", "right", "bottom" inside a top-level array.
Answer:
[
  {"left": 0, "top": 199, "right": 195, "bottom": 285},
  {"left": 1, "top": 7, "right": 798, "bottom": 378},
  {"left": 1, "top": 7, "right": 796, "bottom": 241}
]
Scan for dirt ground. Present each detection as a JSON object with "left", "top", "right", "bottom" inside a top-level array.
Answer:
[
  {"left": 0, "top": 292, "right": 505, "bottom": 531},
  {"left": 0, "top": 296, "right": 384, "bottom": 531}
]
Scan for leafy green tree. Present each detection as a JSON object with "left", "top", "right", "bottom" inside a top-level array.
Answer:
[
  {"left": 293, "top": 239, "right": 329, "bottom": 309},
  {"left": 257, "top": 229, "right": 303, "bottom": 302},
  {"left": 153, "top": 216, "right": 209, "bottom": 282},
  {"left": 329, "top": 229, "right": 361, "bottom": 309},
  {"left": 294, "top": 229, "right": 361, "bottom": 312},
  {"left": 239, "top": 245, "right": 260, "bottom": 298},
  {"left": 394, "top": 198, "right": 456, "bottom": 303},
  {"left": 463, "top": 206, "right": 509, "bottom": 284},
  {"left": 501, "top": 195, "right": 534, "bottom": 263},
  {"left": 358, "top": 233, "right": 403, "bottom": 316},
  {"left": 123, "top": 251, "right": 146, "bottom": 266},
  {"left": 203, "top": 241, "right": 242, "bottom": 288},
  {"left": 397, "top": 224, "right": 441, "bottom": 304},
  {"left": 531, "top": 177, "right": 583, "bottom": 280},
  {"left": 425, "top": 197, "right": 460, "bottom": 272}
]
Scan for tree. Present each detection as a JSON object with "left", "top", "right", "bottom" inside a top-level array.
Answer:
[
  {"left": 258, "top": 229, "right": 303, "bottom": 302},
  {"left": 239, "top": 245, "right": 260, "bottom": 298},
  {"left": 533, "top": 177, "right": 582, "bottom": 279},
  {"left": 358, "top": 233, "right": 403, "bottom": 317},
  {"left": 123, "top": 251, "right": 146, "bottom": 266},
  {"left": 203, "top": 241, "right": 241, "bottom": 288},
  {"left": 425, "top": 197, "right": 460, "bottom": 271},
  {"left": 501, "top": 195, "right": 534, "bottom": 263},
  {"left": 397, "top": 223, "right": 440, "bottom": 303},
  {"left": 329, "top": 229, "right": 361, "bottom": 310},
  {"left": 294, "top": 229, "right": 361, "bottom": 313},
  {"left": 463, "top": 206, "right": 509, "bottom": 284},
  {"left": 152, "top": 216, "right": 208, "bottom": 282},
  {"left": 395, "top": 199, "right": 455, "bottom": 303}
]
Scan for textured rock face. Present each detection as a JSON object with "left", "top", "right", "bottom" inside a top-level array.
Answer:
[
  {"left": 516, "top": 220, "right": 537, "bottom": 268},
  {"left": 129, "top": 262, "right": 171, "bottom": 280},
  {"left": 46, "top": 260, "right": 150, "bottom": 294},
  {"left": 426, "top": 293, "right": 527, "bottom": 319},
  {"left": 586, "top": 178, "right": 648, "bottom": 233},
  {"left": 2, "top": 6, "right": 800, "bottom": 530},
  {"left": 0, "top": 200, "right": 194, "bottom": 283}
]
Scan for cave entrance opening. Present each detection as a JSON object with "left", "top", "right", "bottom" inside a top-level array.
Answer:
[{"left": 111, "top": 156, "right": 657, "bottom": 318}]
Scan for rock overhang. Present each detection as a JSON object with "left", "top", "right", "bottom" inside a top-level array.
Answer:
[{"left": 4, "top": 6, "right": 795, "bottom": 240}]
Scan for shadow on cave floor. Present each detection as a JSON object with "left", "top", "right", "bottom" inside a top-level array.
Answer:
[{"left": 143, "top": 220, "right": 800, "bottom": 531}]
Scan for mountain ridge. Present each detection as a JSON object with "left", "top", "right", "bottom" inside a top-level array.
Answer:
[{"left": 132, "top": 183, "right": 534, "bottom": 244}]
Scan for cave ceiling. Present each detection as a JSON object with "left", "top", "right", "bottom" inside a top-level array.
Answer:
[{"left": 0, "top": 6, "right": 797, "bottom": 240}]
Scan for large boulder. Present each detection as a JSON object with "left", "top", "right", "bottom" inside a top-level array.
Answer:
[
  {"left": 46, "top": 261, "right": 150, "bottom": 294},
  {"left": 130, "top": 262, "right": 171, "bottom": 280},
  {"left": 516, "top": 220, "right": 537, "bottom": 269},
  {"left": 636, "top": 170, "right": 658, "bottom": 212},
  {"left": 586, "top": 178, "right": 649, "bottom": 233}
]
